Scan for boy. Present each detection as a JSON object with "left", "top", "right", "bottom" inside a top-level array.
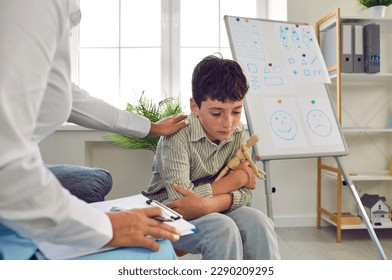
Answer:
[{"left": 142, "top": 54, "right": 280, "bottom": 259}]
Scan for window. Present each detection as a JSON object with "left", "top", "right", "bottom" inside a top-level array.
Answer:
[{"left": 71, "top": 0, "right": 267, "bottom": 111}]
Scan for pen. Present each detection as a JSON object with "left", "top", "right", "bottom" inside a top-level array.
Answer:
[
  {"left": 110, "top": 206, "right": 128, "bottom": 212},
  {"left": 146, "top": 199, "right": 182, "bottom": 220},
  {"left": 109, "top": 206, "right": 174, "bottom": 222}
]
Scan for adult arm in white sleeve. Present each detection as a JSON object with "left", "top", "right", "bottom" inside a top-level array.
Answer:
[
  {"left": 69, "top": 84, "right": 151, "bottom": 138},
  {"left": 69, "top": 84, "right": 189, "bottom": 137}
]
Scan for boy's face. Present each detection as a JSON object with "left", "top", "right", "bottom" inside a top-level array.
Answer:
[{"left": 190, "top": 97, "right": 243, "bottom": 143}]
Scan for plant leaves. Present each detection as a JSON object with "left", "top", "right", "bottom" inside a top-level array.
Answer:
[{"left": 106, "top": 92, "right": 183, "bottom": 152}]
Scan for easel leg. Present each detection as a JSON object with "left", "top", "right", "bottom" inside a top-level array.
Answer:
[
  {"left": 337, "top": 169, "right": 342, "bottom": 243},
  {"left": 263, "top": 160, "right": 274, "bottom": 220},
  {"left": 317, "top": 158, "right": 321, "bottom": 229},
  {"left": 335, "top": 156, "right": 387, "bottom": 260}
]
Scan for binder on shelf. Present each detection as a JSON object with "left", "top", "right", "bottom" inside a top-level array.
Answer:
[
  {"left": 341, "top": 23, "right": 353, "bottom": 73},
  {"left": 388, "top": 112, "right": 392, "bottom": 128},
  {"left": 353, "top": 24, "right": 364, "bottom": 73},
  {"left": 364, "top": 23, "right": 380, "bottom": 73}
]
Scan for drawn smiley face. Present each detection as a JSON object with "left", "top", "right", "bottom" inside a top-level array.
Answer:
[
  {"left": 270, "top": 110, "right": 297, "bottom": 140},
  {"left": 306, "top": 109, "right": 332, "bottom": 137}
]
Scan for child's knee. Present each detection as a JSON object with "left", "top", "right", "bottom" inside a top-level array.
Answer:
[
  {"left": 236, "top": 208, "right": 275, "bottom": 231},
  {"left": 211, "top": 213, "right": 240, "bottom": 237}
]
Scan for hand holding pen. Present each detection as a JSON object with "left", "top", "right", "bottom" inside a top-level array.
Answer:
[{"left": 105, "top": 207, "right": 180, "bottom": 251}]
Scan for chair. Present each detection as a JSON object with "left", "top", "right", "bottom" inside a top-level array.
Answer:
[{"left": 174, "top": 248, "right": 188, "bottom": 257}]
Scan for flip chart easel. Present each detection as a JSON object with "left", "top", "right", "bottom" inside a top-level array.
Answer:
[{"left": 224, "top": 15, "right": 387, "bottom": 260}]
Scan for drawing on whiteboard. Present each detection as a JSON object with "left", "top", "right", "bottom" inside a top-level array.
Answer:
[
  {"left": 275, "top": 23, "right": 330, "bottom": 83},
  {"left": 263, "top": 97, "right": 307, "bottom": 149},
  {"left": 264, "top": 64, "right": 283, "bottom": 86},
  {"left": 230, "top": 18, "right": 266, "bottom": 61},
  {"left": 269, "top": 110, "right": 298, "bottom": 140},
  {"left": 301, "top": 27, "right": 313, "bottom": 45},
  {"left": 279, "top": 26, "right": 289, "bottom": 43},
  {"left": 246, "top": 63, "right": 262, "bottom": 91},
  {"left": 306, "top": 109, "right": 332, "bottom": 137},
  {"left": 298, "top": 97, "right": 341, "bottom": 146},
  {"left": 291, "top": 26, "right": 300, "bottom": 43},
  {"left": 241, "top": 61, "right": 294, "bottom": 94}
]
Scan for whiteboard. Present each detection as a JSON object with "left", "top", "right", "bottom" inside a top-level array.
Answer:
[{"left": 225, "top": 15, "right": 348, "bottom": 160}]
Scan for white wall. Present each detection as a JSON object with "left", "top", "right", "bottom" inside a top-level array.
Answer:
[{"left": 39, "top": 0, "right": 392, "bottom": 227}]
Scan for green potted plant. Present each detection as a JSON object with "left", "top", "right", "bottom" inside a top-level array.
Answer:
[
  {"left": 358, "top": 0, "right": 392, "bottom": 7},
  {"left": 358, "top": 0, "right": 392, "bottom": 17},
  {"left": 106, "top": 92, "right": 183, "bottom": 153}
]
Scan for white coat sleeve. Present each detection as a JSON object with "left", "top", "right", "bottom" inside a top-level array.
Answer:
[
  {"left": 0, "top": 0, "right": 112, "bottom": 250},
  {"left": 69, "top": 84, "right": 151, "bottom": 138}
]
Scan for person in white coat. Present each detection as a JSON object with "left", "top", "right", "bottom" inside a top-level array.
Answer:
[{"left": 0, "top": 0, "right": 187, "bottom": 260}]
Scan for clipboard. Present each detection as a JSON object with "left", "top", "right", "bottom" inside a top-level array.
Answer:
[
  {"left": 110, "top": 199, "right": 181, "bottom": 222},
  {"left": 38, "top": 194, "right": 196, "bottom": 259},
  {"left": 94, "top": 194, "right": 196, "bottom": 236}
]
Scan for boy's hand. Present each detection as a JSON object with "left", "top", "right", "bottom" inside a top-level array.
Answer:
[
  {"left": 168, "top": 184, "right": 234, "bottom": 220},
  {"left": 166, "top": 184, "right": 209, "bottom": 221},
  {"left": 234, "top": 161, "right": 256, "bottom": 189}
]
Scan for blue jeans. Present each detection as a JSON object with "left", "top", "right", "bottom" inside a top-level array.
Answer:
[
  {"left": 46, "top": 164, "right": 112, "bottom": 203},
  {"left": 0, "top": 223, "right": 177, "bottom": 260},
  {"left": 67, "top": 240, "right": 177, "bottom": 260},
  {"left": 172, "top": 206, "right": 281, "bottom": 260}
]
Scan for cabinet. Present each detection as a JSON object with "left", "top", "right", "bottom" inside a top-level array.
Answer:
[{"left": 316, "top": 8, "right": 392, "bottom": 242}]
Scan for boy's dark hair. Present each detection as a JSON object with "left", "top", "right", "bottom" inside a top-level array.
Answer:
[{"left": 191, "top": 54, "right": 249, "bottom": 108}]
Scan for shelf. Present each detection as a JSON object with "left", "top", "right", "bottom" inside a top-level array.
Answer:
[
  {"left": 340, "top": 16, "right": 392, "bottom": 33},
  {"left": 319, "top": 15, "right": 392, "bottom": 33},
  {"left": 316, "top": 8, "right": 392, "bottom": 243},
  {"left": 342, "top": 127, "right": 392, "bottom": 133},
  {"left": 328, "top": 73, "right": 392, "bottom": 84},
  {"left": 350, "top": 171, "right": 392, "bottom": 181},
  {"left": 321, "top": 215, "right": 392, "bottom": 230},
  {"left": 323, "top": 169, "right": 392, "bottom": 181}
]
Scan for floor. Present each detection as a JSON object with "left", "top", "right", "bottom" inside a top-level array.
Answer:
[
  {"left": 275, "top": 226, "right": 392, "bottom": 260},
  {"left": 180, "top": 226, "right": 392, "bottom": 260}
]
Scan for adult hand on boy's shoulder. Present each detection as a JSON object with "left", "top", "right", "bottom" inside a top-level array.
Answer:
[
  {"left": 148, "top": 114, "right": 189, "bottom": 136},
  {"left": 166, "top": 184, "right": 209, "bottom": 221}
]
